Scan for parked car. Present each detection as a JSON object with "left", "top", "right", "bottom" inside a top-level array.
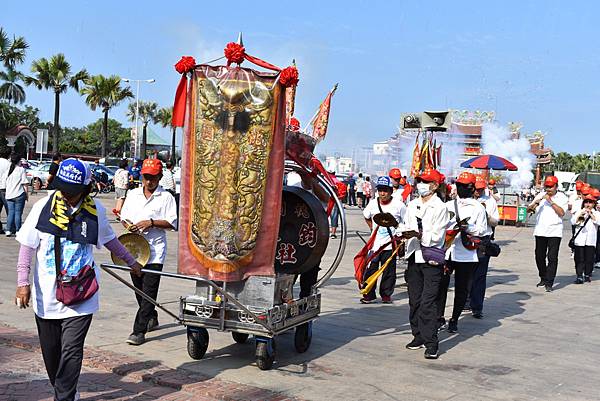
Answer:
[{"left": 27, "top": 163, "right": 51, "bottom": 186}]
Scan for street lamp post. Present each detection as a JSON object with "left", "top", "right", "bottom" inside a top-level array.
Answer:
[{"left": 121, "top": 78, "right": 155, "bottom": 158}]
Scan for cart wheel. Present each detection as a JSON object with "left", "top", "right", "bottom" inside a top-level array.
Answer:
[
  {"left": 187, "top": 327, "right": 209, "bottom": 360},
  {"left": 232, "top": 332, "right": 249, "bottom": 344},
  {"left": 255, "top": 337, "right": 276, "bottom": 370},
  {"left": 294, "top": 322, "right": 313, "bottom": 353}
]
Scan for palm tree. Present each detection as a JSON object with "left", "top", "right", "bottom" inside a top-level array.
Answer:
[
  {"left": 0, "top": 28, "right": 28, "bottom": 69},
  {"left": 24, "top": 53, "right": 88, "bottom": 151},
  {"left": 156, "top": 107, "right": 177, "bottom": 163},
  {"left": 80, "top": 75, "right": 133, "bottom": 157},
  {"left": 0, "top": 67, "right": 25, "bottom": 104},
  {"left": 127, "top": 101, "right": 158, "bottom": 158}
]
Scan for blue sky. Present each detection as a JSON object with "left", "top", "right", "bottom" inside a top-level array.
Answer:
[{"left": 3, "top": 0, "right": 599, "bottom": 155}]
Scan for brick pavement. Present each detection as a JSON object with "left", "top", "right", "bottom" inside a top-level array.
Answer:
[{"left": 0, "top": 324, "right": 301, "bottom": 401}]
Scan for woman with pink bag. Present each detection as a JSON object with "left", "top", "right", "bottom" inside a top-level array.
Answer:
[{"left": 14, "top": 158, "right": 142, "bottom": 401}]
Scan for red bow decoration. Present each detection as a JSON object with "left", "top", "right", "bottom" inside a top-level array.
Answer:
[
  {"left": 172, "top": 56, "right": 197, "bottom": 127},
  {"left": 279, "top": 66, "right": 299, "bottom": 87},
  {"left": 224, "top": 42, "right": 246, "bottom": 65},
  {"left": 289, "top": 117, "right": 301, "bottom": 131}
]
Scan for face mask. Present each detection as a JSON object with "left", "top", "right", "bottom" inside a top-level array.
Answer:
[
  {"left": 416, "top": 183, "right": 432, "bottom": 197},
  {"left": 457, "top": 185, "right": 474, "bottom": 199}
]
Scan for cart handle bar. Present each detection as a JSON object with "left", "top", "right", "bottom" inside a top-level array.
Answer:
[{"left": 99, "top": 263, "right": 273, "bottom": 332}]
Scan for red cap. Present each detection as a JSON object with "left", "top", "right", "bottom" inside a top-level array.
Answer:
[
  {"left": 388, "top": 168, "right": 402, "bottom": 180},
  {"left": 581, "top": 185, "right": 592, "bottom": 196},
  {"left": 141, "top": 158, "right": 163, "bottom": 176},
  {"left": 584, "top": 194, "right": 597, "bottom": 202},
  {"left": 543, "top": 176, "right": 558, "bottom": 187},
  {"left": 593, "top": 189, "right": 600, "bottom": 199},
  {"left": 399, "top": 177, "right": 407, "bottom": 185},
  {"left": 417, "top": 168, "right": 442, "bottom": 183},
  {"left": 475, "top": 175, "right": 487, "bottom": 190},
  {"left": 439, "top": 173, "right": 446, "bottom": 184},
  {"left": 576, "top": 181, "right": 585, "bottom": 190},
  {"left": 488, "top": 179, "right": 496, "bottom": 186},
  {"left": 456, "top": 172, "right": 476, "bottom": 185}
]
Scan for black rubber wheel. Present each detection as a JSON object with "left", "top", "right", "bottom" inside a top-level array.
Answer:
[
  {"left": 232, "top": 332, "right": 249, "bottom": 344},
  {"left": 294, "top": 322, "right": 312, "bottom": 353},
  {"left": 255, "top": 338, "right": 276, "bottom": 370},
  {"left": 187, "top": 327, "right": 209, "bottom": 360}
]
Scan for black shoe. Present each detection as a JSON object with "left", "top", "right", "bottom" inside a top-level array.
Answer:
[
  {"left": 360, "top": 296, "right": 376, "bottom": 304},
  {"left": 447, "top": 319, "right": 458, "bottom": 333},
  {"left": 575, "top": 277, "right": 584, "bottom": 284},
  {"left": 472, "top": 311, "right": 483, "bottom": 319},
  {"left": 147, "top": 317, "right": 159, "bottom": 332},
  {"left": 126, "top": 333, "right": 145, "bottom": 346},
  {"left": 424, "top": 346, "right": 439, "bottom": 359},
  {"left": 536, "top": 279, "right": 545, "bottom": 287},
  {"left": 406, "top": 339, "right": 425, "bottom": 350},
  {"left": 462, "top": 304, "right": 472, "bottom": 313},
  {"left": 437, "top": 318, "right": 447, "bottom": 332},
  {"left": 545, "top": 284, "right": 553, "bottom": 292},
  {"left": 585, "top": 275, "right": 592, "bottom": 283}
]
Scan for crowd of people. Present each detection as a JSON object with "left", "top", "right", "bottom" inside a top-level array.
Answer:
[{"left": 3, "top": 153, "right": 599, "bottom": 397}]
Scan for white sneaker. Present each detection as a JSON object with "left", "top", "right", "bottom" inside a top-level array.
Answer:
[{"left": 5, "top": 231, "right": 11, "bottom": 236}]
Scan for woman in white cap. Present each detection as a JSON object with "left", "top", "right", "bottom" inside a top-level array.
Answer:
[{"left": 14, "top": 158, "right": 142, "bottom": 401}]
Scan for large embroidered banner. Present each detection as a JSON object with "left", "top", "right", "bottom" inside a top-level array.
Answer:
[{"left": 178, "top": 65, "right": 285, "bottom": 281}]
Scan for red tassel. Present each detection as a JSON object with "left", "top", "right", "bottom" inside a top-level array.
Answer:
[{"left": 172, "top": 75, "right": 188, "bottom": 127}]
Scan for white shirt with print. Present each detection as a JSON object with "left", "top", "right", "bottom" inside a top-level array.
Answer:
[
  {"left": 16, "top": 195, "right": 116, "bottom": 319},
  {"left": 120, "top": 186, "right": 178, "bottom": 264},
  {"left": 3, "top": 165, "right": 28, "bottom": 199},
  {"left": 363, "top": 198, "right": 406, "bottom": 251}
]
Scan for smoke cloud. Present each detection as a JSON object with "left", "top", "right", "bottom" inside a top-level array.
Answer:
[{"left": 481, "top": 122, "right": 535, "bottom": 189}]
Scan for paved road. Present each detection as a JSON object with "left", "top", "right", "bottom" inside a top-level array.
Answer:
[{"left": 0, "top": 192, "right": 598, "bottom": 400}]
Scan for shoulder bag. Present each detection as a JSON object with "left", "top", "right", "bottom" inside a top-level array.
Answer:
[{"left": 54, "top": 236, "right": 99, "bottom": 306}]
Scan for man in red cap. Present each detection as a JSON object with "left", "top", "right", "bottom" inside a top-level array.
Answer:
[
  {"left": 401, "top": 168, "right": 449, "bottom": 359},
  {"left": 120, "top": 158, "right": 178, "bottom": 345},
  {"left": 527, "top": 175, "right": 568, "bottom": 292},
  {"left": 568, "top": 180, "right": 585, "bottom": 213},
  {"left": 487, "top": 178, "right": 501, "bottom": 202},
  {"left": 468, "top": 175, "right": 500, "bottom": 319},
  {"left": 438, "top": 171, "right": 487, "bottom": 333}
]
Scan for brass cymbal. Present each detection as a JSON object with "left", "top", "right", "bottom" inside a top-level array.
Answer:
[
  {"left": 373, "top": 212, "right": 398, "bottom": 228},
  {"left": 111, "top": 232, "right": 151, "bottom": 266}
]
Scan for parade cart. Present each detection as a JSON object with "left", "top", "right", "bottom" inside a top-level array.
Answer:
[{"left": 101, "top": 39, "right": 346, "bottom": 370}]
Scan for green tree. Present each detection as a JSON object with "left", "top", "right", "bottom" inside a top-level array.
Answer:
[
  {"left": 156, "top": 107, "right": 176, "bottom": 163},
  {"left": 24, "top": 53, "right": 88, "bottom": 152},
  {"left": 551, "top": 151, "right": 573, "bottom": 172},
  {"left": 59, "top": 119, "right": 130, "bottom": 156},
  {"left": 572, "top": 154, "right": 592, "bottom": 174},
  {"left": 0, "top": 103, "right": 40, "bottom": 132},
  {"left": 0, "top": 67, "right": 25, "bottom": 104},
  {"left": 0, "top": 28, "right": 28, "bottom": 69},
  {"left": 80, "top": 74, "right": 133, "bottom": 157},
  {"left": 127, "top": 101, "right": 157, "bottom": 158}
]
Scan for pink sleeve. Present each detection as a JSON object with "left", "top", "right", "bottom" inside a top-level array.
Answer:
[
  {"left": 103, "top": 237, "right": 137, "bottom": 267},
  {"left": 17, "top": 245, "right": 36, "bottom": 287}
]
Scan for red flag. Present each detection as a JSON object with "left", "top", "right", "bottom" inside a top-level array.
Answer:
[{"left": 309, "top": 84, "right": 337, "bottom": 142}]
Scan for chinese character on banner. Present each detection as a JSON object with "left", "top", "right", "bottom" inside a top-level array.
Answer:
[
  {"left": 275, "top": 243, "right": 297, "bottom": 264},
  {"left": 294, "top": 203, "right": 310, "bottom": 219},
  {"left": 298, "top": 222, "right": 317, "bottom": 248}
]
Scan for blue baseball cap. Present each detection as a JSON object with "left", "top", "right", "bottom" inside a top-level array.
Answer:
[
  {"left": 54, "top": 158, "right": 93, "bottom": 194},
  {"left": 376, "top": 176, "right": 393, "bottom": 189}
]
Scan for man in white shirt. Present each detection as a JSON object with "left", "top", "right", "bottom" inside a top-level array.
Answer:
[
  {"left": 0, "top": 149, "right": 10, "bottom": 231},
  {"left": 568, "top": 181, "right": 584, "bottom": 212},
  {"left": 120, "top": 158, "right": 178, "bottom": 345},
  {"left": 438, "top": 172, "right": 487, "bottom": 333},
  {"left": 527, "top": 175, "right": 568, "bottom": 292},
  {"left": 402, "top": 168, "right": 449, "bottom": 359},
  {"left": 469, "top": 176, "right": 500, "bottom": 319},
  {"left": 361, "top": 176, "right": 406, "bottom": 304}
]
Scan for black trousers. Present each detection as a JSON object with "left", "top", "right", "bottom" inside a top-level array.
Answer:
[
  {"left": 437, "top": 260, "right": 477, "bottom": 321},
  {"left": 35, "top": 314, "right": 93, "bottom": 401},
  {"left": 363, "top": 249, "right": 397, "bottom": 299},
  {"left": 348, "top": 190, "right": 357, "bottom": 206},
  {"left": 406, "top": 256, "right": 443, "bottom": 347},
  {"left": 534, "top": 236, "right": 561, "bottom": 285},
  {"left": 131, "top": 263, "right": 163, "bottom": 334},
  {"left": 470, "top": 254, "right": 491, "bottom": 313},
  {"left": 298, "top": 265, "right": 320, "bottom": 298},
  {"left": 0, "top": 189, "right": 7, "bottom": 229},
  {"left": 357, "top": 192, "right": 366, "bottom": 207},
  {"left": 574, "top": 245, "right": 595, "bottom": 277}
]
